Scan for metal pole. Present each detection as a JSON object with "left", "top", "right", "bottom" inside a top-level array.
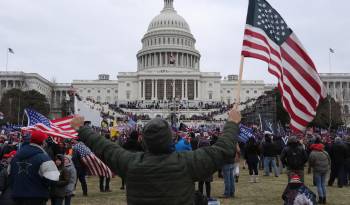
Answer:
[
  {"left": 328, "top": 49, "right": 332, "bottom": 132},
  {"left": 17, "top": 96, "right": 20, "bottom": 125},
  {"left": 6, "top": 50, "right": 9, "bottom": 71}
]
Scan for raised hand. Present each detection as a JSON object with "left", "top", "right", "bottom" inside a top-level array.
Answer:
[
  {"left": 70, "top": 116, "right": 85, "bottom": 131},
  {"left": 228, "top": 104, "right": 241, "bottom": 124}
]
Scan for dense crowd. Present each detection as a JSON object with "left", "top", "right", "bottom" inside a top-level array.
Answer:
[{"left": 1, "top": 113, "right": 350, "bottom": 205}]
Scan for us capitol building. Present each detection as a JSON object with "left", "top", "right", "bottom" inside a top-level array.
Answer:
[{"left": 0, "top": 0, "right": 348, "bottom": 121}]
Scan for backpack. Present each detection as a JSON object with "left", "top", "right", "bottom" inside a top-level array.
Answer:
[
  {"left": 194, "top": 191, "right": 208, "bottom": 205},
  {"left": 286, "top": 147, "right": 304, "bottom": 170}
]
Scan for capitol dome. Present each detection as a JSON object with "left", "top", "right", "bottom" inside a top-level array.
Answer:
[
  {"left": 147, "top": 1, "right": 191, "bottom": 33},
  {"left": 137, "top": 0, "right": 201, "bottom": 71}
]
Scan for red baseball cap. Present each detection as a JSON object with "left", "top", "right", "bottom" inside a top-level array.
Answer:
[{"left": 30, "top": 130, "right": 48, "bottom": 145}]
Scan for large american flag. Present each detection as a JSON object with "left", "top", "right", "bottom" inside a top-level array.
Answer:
[
  {"left": 73, "top": 142, "right": 113, "bottom": 178},
  {"left": 24, "top": 108, "right": 78, "bottom": 140},
  {"left": 241, "top": 0, "right": 326, "bottom": 132}
]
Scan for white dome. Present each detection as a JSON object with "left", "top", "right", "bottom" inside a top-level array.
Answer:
[{"left": 147, "top": 0, "right": 191, "bottom": 33}]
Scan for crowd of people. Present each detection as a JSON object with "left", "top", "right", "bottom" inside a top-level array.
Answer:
[{"left": 1, "top": 109, "right": 350, "bottom": 204}]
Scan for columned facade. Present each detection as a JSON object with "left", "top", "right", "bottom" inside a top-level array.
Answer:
[{"left": 138, "top": 78, "right": 197, "bottom": 101}]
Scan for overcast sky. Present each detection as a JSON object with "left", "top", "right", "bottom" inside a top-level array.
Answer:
[{"left": 0, "top": 0, "right": 348, "bottom": 83}]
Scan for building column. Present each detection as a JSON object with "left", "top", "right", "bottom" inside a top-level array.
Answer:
[
  {"left": 142, "top": 56, "right": 144, "bottom": 68},
  {"left": 192, "top": 56, "right": 194, "bottom": 68},
  {"left": 181, "top": 80, "right": 185, "bottom": 100},
  {"left": 165, "top": 52, "right": 168, "bottom": 67},
  {"left": 197, "top": 80, "right": 201, "bottom": 100},
  {"left": 151, "top": 79, "right": 154, "bottom": 100},
  {"left": 172, "top": 79, "right": 175, "bottom": 99},
  {"left": 164, "top": 80, "right": 167, "bottom": 100},
  {"left": 52, "top": 91, "right": 56, "bottom": 106},
  {"left": 139, "top": 81, "right": 142, "bottom": 99},
  {"left": 143, "top": 80, "right": 146, "bottom": 100},
  {"left": 181, "top": 53, "right": 184, "bottom": 68},
  {"left": 160, "top": 53, "right": 163, "bottom": 66},
  {"left": 59, "top": 91, "right": 62, "bottom": 104},
  {"left": 194, "top": 80, "right": 197, "bottom": 100},
  {"left": 185, "top": 80, "right": 188, "bottom": 99},
  {"left": 175, "top": 52, "right": 179, "bottom": 67},
  {"left": 346, "top": 82, "right": 350, "bottom": 100},
  {"left": 155, "top": 80, "right": 158, "bottom": 100}
]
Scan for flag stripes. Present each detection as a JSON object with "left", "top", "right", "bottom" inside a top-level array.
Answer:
[
  {"left": 23, "top": 109, "right": 78, "bottom": 140},
  {"left": 74, "top": 142, "right": 113, "bottom": 178},
  {"left": 242, "top": 24, "right": 326, "bottom": 132}
]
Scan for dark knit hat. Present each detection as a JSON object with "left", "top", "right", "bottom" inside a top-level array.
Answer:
[{"left": 142, "top": 118, "right": 174, "bottom": 154}]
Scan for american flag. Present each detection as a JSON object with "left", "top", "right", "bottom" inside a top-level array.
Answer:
[
  {"left": 241, "top": 0, "right": 326, "bottom": 132},
  {"left": 73, "top": 142, "right": 113, "bottom": 178},
  {"left": 24, "top": 109, "right": 78, "bottom": 140},
  {"left": 8, "top": 48, "right": 14, "bottom": 54}
]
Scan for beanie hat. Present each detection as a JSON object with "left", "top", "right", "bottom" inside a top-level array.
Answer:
[
  {"left": 30, "top": 130, "right": 48, "bottom": 145},
  {"left": 289, "top": 175, "right": 302, "bottom": 184},
  {"left": 142, "top": 118, "right": 174, "bottom": 154}
]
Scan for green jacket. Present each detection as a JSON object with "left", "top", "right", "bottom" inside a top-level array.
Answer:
[{"left": 78, "top": 121, "right": 239, "bottom": 205}]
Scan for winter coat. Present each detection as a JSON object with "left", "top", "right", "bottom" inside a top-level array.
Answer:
[
  {"left": 175, "top": 138, "right": 192, "bottom": 152},
  {"left": 64, "top": 156, "right": 77, "bottom": 197},
  {"left": 123, "top": 139, "right": 143, "bottom": 152},
  {"left": 308, "top": 144, "right": 331, "bottom": 174},
  {"left": 9, "top": 143, "right": 60, "bottom": 200},
  {"left": 280, "top": 142, "right": 308, "bottom": 171},
  {"left": 344, "top": 142, "right": 350, "bottom": 169},
  {"left": 0, "top": 168, "right": 15, "bottom": 205},
  {"left": 244, "top": 143, "right": 260, "bottom": 163},
  {"left": 78, "top": 121, "right": 239, "bottom": 205},
  {"left": 50, "top": 166, "right": 70, "bottom": 198},
  {"left": 329, "top": 142, "right": 347, "bottom": 166},
  {"left": 262, "top": 141, "right": 279, "bottom": 157}
]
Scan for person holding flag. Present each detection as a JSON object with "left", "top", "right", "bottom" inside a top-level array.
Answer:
[{"left": 70, "top": 107, "right": 241, "bottom": 205}]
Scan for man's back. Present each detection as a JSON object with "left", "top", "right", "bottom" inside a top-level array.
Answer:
[
  {"left": 126, "top": 153, "right": 195, "bottom": 205},
  {"left": 281, "top": 143, "right": 307, "bottom": 171},
  {"left": 77, "top": 119, "right": 239, "bottom": 205}
]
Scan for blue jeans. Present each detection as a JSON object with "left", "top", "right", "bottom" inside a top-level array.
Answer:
[
  {"left": 264, "top": 157, "right": 279, "bottom": 176},
  {"left": 314, "top": 173, "right": 327, "bottom": 198},
  {"left": 223, "top": 164, "right": 235, "bottom": 196}
]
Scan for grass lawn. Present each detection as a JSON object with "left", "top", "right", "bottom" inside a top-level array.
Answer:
[{"left": 72, "top": 167, "right": 350, "bottom": 205}]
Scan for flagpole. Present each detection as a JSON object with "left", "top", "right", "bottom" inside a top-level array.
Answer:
[
  {"left": 6, "top": 49, "right": 9, "bottom": 72},
  {"left": 328, "top": 49, "right": 334, "bottom": 132},
  {"left": 236, "top": 55, "right": 245, "bottom": 105}
]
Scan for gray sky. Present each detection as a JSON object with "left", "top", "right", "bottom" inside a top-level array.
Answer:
[{"left": 0, "top": 0, "right": 348, "bottom": 83}]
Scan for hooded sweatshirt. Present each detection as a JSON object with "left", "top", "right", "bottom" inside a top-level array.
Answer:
[{"left": 308, "top": 143, "right": 330, "bottom": 174}]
